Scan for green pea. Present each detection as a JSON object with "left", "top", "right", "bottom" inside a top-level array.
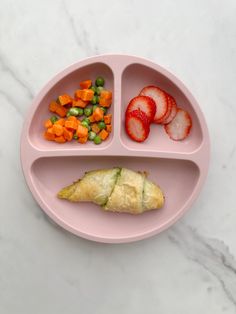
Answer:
[
  {"left": 66, "top": 112, "right": 71, "bottom": 117},
  {"left": 84, "top": 107, "right": 93, "bottom": 117},
  {"left": 73, "top": 134, "right": 78, "bottom": 140},
  {"left": 98, "top": 121, "right": 106, "bottom": 130},
  {"left": 95, "top": 77, "right": 105, "bottom": 87},
  {"left": 77, "top": 108, "right": 84, "bottom": 116},
  {"left": 90, "top": 85, "right": 97, "bottom": 93},
  {"left": 94, "top": 135, "right": 102, "bottom": 145},
  {"left": 68, "top": 107, "right": 80, "bottom": 116},
  {"left": 82, "top": 117, "right": 90, "bottom": 125},
  {"left": 96, "top": 86, "right": 104, "bottom": 95},
  {"left": 81, "top": 121, "right": 90, "bottom": 129},
  {"left": 100, "top": 107, "right": 107, "bottom": 115},
  {"left": 91, "top": 96, "right": 97, "bottom": 105},
  {"left": 50, "top": 116, "right": 58, "bottom": 124},
  {"left": 93, "top": 105, "right": 98, "bottom": 112},
  {"left": 88, "top": 131, "right": 96, "bottom": 141}
]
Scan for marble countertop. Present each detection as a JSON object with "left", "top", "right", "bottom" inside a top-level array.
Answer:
[{"left": 1, "top": 0, "right": 236, "bottom": 313}]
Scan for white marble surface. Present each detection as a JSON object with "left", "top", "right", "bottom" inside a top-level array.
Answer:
[{"left": 0, "top": 0, "right": 236, "bottom": 313}]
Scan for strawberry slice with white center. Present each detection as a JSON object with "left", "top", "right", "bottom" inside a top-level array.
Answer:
[
  {"left": 164, "top": 108, "right": 192, "bottom": 141},
  {"left": 140, "top": 86, "right": 168, "bottom": 123},
  {"left": 125, "top": 109, "right": 150, "bottom": 142},
  {"left": 162, "top": 95, "right": 177, "bottom": 124},
  {"left": 126, "top": 96, "right": 156, "bottom": 122}
]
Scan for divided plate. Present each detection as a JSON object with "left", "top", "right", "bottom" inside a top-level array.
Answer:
[{"left": 20, "top": 54, "right": 210, "bottom": 243}]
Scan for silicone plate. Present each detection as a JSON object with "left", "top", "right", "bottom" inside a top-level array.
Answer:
[{"left": 20, "top": 54, "right": 210, "bottom": 243}]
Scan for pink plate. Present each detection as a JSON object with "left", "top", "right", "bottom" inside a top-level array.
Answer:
[{"left": 20, "top": 54, "right": 210, "bottom": 243}]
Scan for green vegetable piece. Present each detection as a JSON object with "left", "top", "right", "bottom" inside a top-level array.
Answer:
[
  {"left": 96, "top": 86, "right": 104, "bottom": 95},
  {"left": 50, "top": 116, "right": 58, "bottom": 124},
  {"left": 90, "top": 85, "right": 97, "bottom": 93},
  {"left": 77, "top": 108, "right": 84, "bottom": 116},
  {"left": 100, "top": 107, "right": 107, "bottom": 114},
  {"left": 95, "top": 76, "right": 105, "bottom": 87},
  {"left": 98, "top": 121, "right": 106, "bottom": 130},
  {"left": 68, "top": 107, "right": 80, "bottom": 116},
  {"left": 84, "top": 107, "right": 93, "bottom": 117},
  {"left": 66, "top": 112, "right": 71, "bottom": 117},
  {"left": 82, "top": 117, "right": 90, "bottom": 125},
  {"left": 94, "top": 135, "right": 102, "bottom": 144},
  {"left": 93, "top": 105, "right": 98, "bottom": 112},
  {"left": 91, "top": 96, "right": 97, "bottom": 105},
  {"left": 81, "top": 121, "right": 90, "bottom": 129},
  {"left": 73, "top": 134, "right": 78, "bottom": 140},
  {"left": 88, "top": 131, "right": 96, "bottom": 140}
]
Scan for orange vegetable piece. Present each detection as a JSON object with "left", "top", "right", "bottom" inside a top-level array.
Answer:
[
  {"left": 65, "top": 120, "right": 78, "bottom": 130},
  {"left": 72, "top": 99, "right": 88, "bottom": 108},
  {"left": 63, "top": 128, "right": 73, "bottom": 141},
  {"left": 78, "top": 136, "right": 88, "bottom": 144},
  {"left": 93, "top": 107, "right": 104, "bottom": 121},
  {"left": 99, "top": 97, "right": 112, "bottom": 107},
  {"left": 44, "top": 119, "right": 53, "bottom": 129},
  {"left": 104, "top": 114, "right": 112, "bottom": 124},
  {"left": 76, "top": 125, "right": 88, "bottom": 138},
  {"left": 106, "top": 124, "right": 112, "bottom": 133},
  {"left": 91, "top": 123, "right": 100, "bottom": 134},
  {"left": 99, "top": 129, "right": 109, "bottom": 140},
  {"left": 58, "top": 94, "right": 73, "bottom": 106},
  {"left": 88, "top": 114, "right": 95, "bottom": 123},
  {"left": 80, "top": 80, "right": 92, "bottom": 89},
  {"left": 43, "top": 129, "right": 55, "bottom": 141},
  {"left": 49, "top": 101, "right": 58, "bottom": 113},
  {"left": 75, "top": 89, "right": 94, "bottom": 101},
  {"left": 55, "top": 118, "right": 65, "bottom": 126},
  {"left": 74, "top": 90, "right": 84, "bottom": 99},
  {"left": 56, "top": 105, "right": 67, "bottom": 117},
  {"left": 100, "top": 90, "right": 112, "bottom": 100},
  {"left": 55, "top": 136, "right": 66, "bottom": 143},
  {"left": 67, "top": 116, "right": 77, "bottom": 122},
  {"left": 52, "top": 124, "right": 64, "bottom": 136}
]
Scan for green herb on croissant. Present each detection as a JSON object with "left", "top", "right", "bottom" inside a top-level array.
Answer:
[{"left": 57, "top": 167, "right": 164, "bottom": 214}]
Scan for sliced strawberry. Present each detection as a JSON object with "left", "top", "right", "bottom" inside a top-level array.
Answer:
[
  {"left": 157, "top": 94, "right": 173, "bottom": 124},
  {"left": 125, "top": 109, "right": 150, "bottom": 142},
  {"left": 164, "top": 108, "right": 192, "bottom": 141},
  {"left": 126, "top": 96, "right": 156, "bottom": 122},
  {"left": 161, "top": 95, "right": 177, "bottom": 124},
  {"left": 140, "top": 86, "right": 168, "bottom": 123}
]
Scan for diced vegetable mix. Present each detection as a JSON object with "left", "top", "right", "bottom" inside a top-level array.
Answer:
[{"left": 43, "top": 77, "right": 112, "bottom": 144}]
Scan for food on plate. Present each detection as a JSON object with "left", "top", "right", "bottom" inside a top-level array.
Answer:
[
  {"left": 125, "top": 109, "right": 150, "bottom": 142},
  {"left": 43, "top": 76, "right": 112, "bottom": 145},
  {"left": 125, "top": 85, "right": 192, "bottom": 142},
  {"left": 164, "top": 108, "right": 192, "bottom": 140},
  {"left": 58, "top": 167, "right": 164, "bottom": 214}
]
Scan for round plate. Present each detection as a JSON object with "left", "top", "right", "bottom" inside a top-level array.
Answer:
[{"left": 20, "top": 54, "right": 210, "bottom": 243}]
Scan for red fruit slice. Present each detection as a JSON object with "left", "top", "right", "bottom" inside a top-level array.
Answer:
[
  {"left": 158, "top": 94, "right": 173, "bottom": 124},
  {"left": 140, "top": 86, "right": 168, "bottom": 123},
  {"left": 162, "top": 95, "right": 177, "bottom": 124},
  {"left": 125, "top": 109, "right": 150, "bottom": 142},
  {"left": 126, "top": 96, "right": 156, "bottom": 122},
  {"left": 164, "top": 108, "right": 192, "bottom": 141}
]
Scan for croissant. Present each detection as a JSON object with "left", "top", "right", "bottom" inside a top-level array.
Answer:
[{"left": 57, "top": 167, "right": 164, "bottom": 214}]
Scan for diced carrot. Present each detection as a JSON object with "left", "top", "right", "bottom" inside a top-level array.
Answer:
[
  {"left": 67, "top": 116, "right": 77, "bottom": 122},
  {"left": 55, "top": 118, "right": 65, "bottom": 126},
  {"left": 74, "top": 89, "right": 94, "bottom": 101},
  {"left": 64, "top": 120, "right": 78, "bottom": 130},
  {"left": 99, "top": 129, "right": 109, "bottom": 140},
  {"left": 47, "top": 127, "right": 54, "bottom": 135},
  {"left": 91, "top": 123, "right": 100, "bottom": 134},
  {"left": 80, "top": 80, "right": 92, "bottom": 89},
  {"left": 104, "top": 114, "right": 112, "bottom": 124},
  {"left": 63, "top": 128, "right": 73, "bottom": 141},
  {"left": 78, "top": 136, "right": 88, "bottom": 144},
  {"left": 106, "top": 124, "right": 112, "bottom": 133},
  {"left": 44, "top": 119, "right": 53, "bottom": 129},
  {"left": 100, "top": 90, "right": 112, "bottom": 100},
  {"left": 93, "top": 107, "right": 104, "bottom": 121},
  {"left": 43, "top": 130, "right": 55, "bottom": 141},
  {"left": 49, "top": 101, "right": 59, "bottom": 113},
  {"left": 76, "top": 125, "right": 88, "bottom": 138},
  {"left": 74, "top": 90, "right": 84, "bottom": 99},
  {"left": 55, "top": 135, "right": 66, "bottom": 143},
  {"left": 99, "top": 97, "right": 112, "bottom": 107},
  {"left": 72, "top": 99, "right": 88, "bottom": 108},
  {"left": 58, "top": 94, "right": 73, "bottom": 106},
  {"left": 52, "top": 124, "right": 64, "bottom": 136},
  {"left": 56, "top": 105, "right": 67, "bottom": 117},
  {"left": 88, "top": 114, "right": 95, "bottom": 123}
]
